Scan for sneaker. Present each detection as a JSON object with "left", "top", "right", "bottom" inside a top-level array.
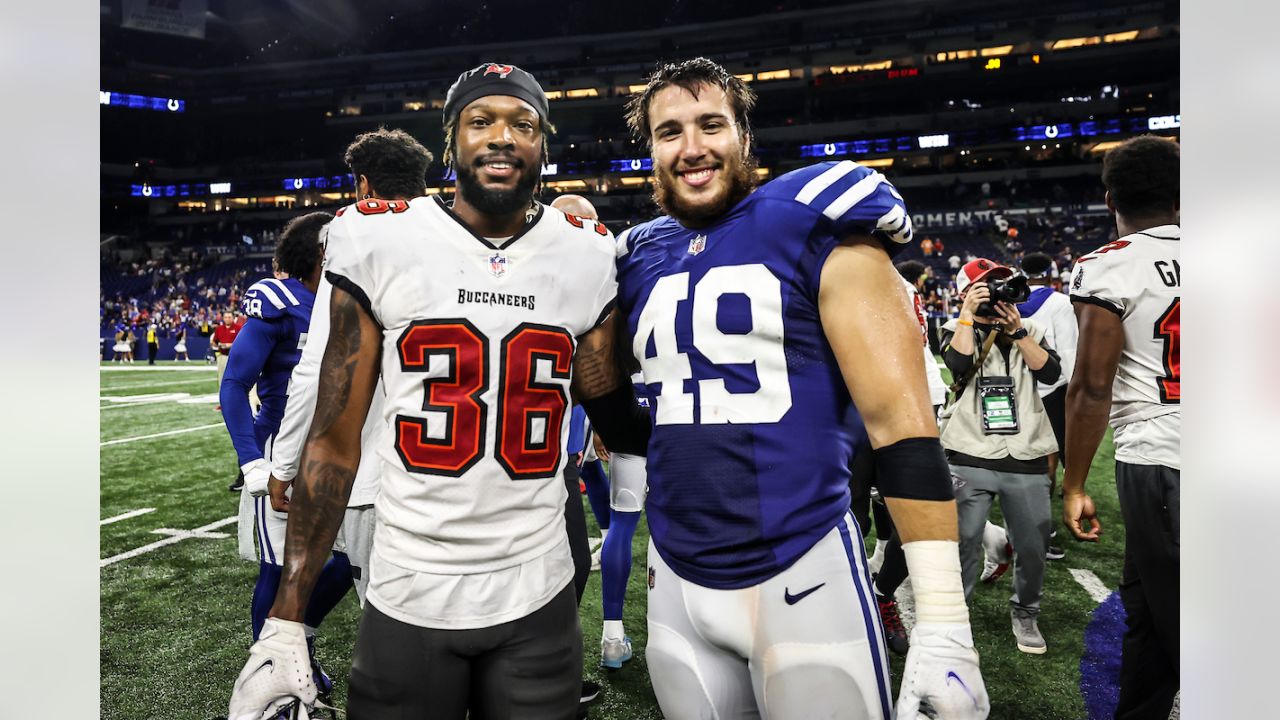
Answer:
[
  {"left": 1045, "top": 544, "right": 1066, "bottom": 561},
  {"left": 876, "top": 596, "right": 909, "bottom": 656},
  {"left": 228, "top": 471, "right": 244, "bottom": 492},
  {"left": 1011, "top": 609, "right": 1046, "bottom": 654},
  {"left": 601, "top": 635, "right": 633, "bottom": 669},
  {"left": 590, "top": 546, "right": 602, "bottom": 572},
  {"left": 307, "top": 636, "right": 334, "bottom": 697},
  {"left": 980, "top": 556, "right": 1010, "bottom": 584},
  {"left": 580, "top": 679, "right": 601, "bottom": 704}
]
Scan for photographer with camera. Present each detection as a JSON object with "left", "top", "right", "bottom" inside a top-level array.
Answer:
[{"left": 939, "top": 259, "right": 1062, "bottom": 655}]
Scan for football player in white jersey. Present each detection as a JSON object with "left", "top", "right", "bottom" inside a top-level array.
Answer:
[
  {"left": 228, "top": 63, "right": 635, "bottom": 720},
  {"left": 617, "top": 57, "right": 987, "bottom": 720},
  {"left": 1062, "top": 135, "right": 1180, "bottom": 720},
  {"left": 265, "top": 127, "right": 435, "bottom": 607}
]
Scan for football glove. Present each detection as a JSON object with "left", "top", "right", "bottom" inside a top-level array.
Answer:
[
  {"left": 228, "top": 618, "right": 318, "bottom": 720},
  {"left": 242, "top": 458, "right": 272, "bottom": 498},
  {"left": 896, "top": 622, "right": 990, "bottom": 720}
]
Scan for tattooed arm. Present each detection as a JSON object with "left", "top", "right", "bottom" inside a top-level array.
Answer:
[
  {"left": 269, "top": 284, "right": 381, "bottom": 621},
  {"left": 574, "top": 310, "right": 651, "bottom": 456}
]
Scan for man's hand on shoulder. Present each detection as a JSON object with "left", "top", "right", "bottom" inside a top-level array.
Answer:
[
  {"left": 227, "top": 618, "right": 317, "bottom": 720},
  {"left": 896, "top": 623, "right": 990, "bottom": 719}
]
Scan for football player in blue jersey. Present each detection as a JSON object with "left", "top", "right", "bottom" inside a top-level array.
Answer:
[
  {"left": 606, "top": 58, "right": 989, "bottom": 719},
  {"left": 219, "top": 211, "right": 354, "bottom": 699}
]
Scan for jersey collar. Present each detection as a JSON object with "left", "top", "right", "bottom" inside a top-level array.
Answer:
[
  {"left": 1135, "top": 224, "right": 1180, "bottom": 241},
  {"left": 432, "top": 195, "right": 545, "bottom": 250}
]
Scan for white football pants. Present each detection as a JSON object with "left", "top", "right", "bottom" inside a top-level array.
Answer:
[{"left": 646, "top": 511, "right": 892, "bottom": 719}]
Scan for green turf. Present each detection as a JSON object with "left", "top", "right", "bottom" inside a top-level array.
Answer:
[{"left": 101, "top": 365, "right": 1125, "bottom": 719}]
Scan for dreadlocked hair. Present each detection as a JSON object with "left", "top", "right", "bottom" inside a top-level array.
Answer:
[
  {"left": 625, "top": 57, "right": 757, "bottom": 148},
  {"left": 275, "top": 212, "right": 332, "bottom": 279},
  {"left": 344, "top": 127, "right": 434, "bottom": 199},
  {"left": 1102, "top": 134, "right": 1179, "bottom": 218}
]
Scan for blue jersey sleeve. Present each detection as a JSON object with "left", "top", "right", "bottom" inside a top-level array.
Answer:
[
  {"left": 242, "top": 278, "right": 304, "bottom": 320},
  {"left": 566, "top": 405, "right": 588, "bottom": 456},
  {"left": 219, "top": 318, "right": 279, "bottom": 465},
  {"left": 767, "top": 160, "right": 914, "bottom": 250}
]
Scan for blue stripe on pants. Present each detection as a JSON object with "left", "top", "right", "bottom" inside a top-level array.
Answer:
[
  {"left": 837, "top": 512, "right": 893, "bottom": 720},
  {"left": 257, "top": 496, "right": 276, "bottom": 565}
]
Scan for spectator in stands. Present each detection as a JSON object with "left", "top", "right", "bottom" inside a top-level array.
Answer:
[
  {"left": 939, "top": 258, "right": 1061, "bottom": 655},
  {"left": 933, "top": 237, "right": 945, "bottom": 257},
  {"left": 920, "top": 236, "right": 935, "bottom": 257}
]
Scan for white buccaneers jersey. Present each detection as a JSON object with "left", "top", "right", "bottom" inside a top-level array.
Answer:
[
  {"left": 1069, "top": 225, "right": 1180, "bottom": 468},
  {"left": 324, "top": 196, "right": 617, "bottom": 626},
  {"left": 902, "top": 278, "right": 948, "bottom": 407}
]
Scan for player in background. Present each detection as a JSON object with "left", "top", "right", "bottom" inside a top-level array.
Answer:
[
  {"left": 219, "top": 212, "right": 354, "bottom": 701},
  {"left": 1062, "top": 135, "right": 1180, "bottom": 720},
  {"left": 595, "top": 372, "right": 649, "bottom": 670},
  {"left": 228, "top": 63, "right": 642, "bottom": 720},
  {"left": 617, "top": 57, "right": 987, "bottom": 719},
  {"left": 266, "top": 127, "right": 435, "bottom": 608}
]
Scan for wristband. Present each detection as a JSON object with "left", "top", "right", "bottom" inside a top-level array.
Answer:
[
  {"left": 1007, "top": 327, "right": 1028, "bottom": 340},
  {"left": 957, "top": 319, "right": 973, "bottom": 327},
  {"left": 902, "top": 540, "right": 970, "bottom": 625}
]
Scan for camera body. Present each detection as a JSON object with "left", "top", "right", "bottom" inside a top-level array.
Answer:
[{"left": 976, "top": 275, "right": 1030, "bottom": 317}]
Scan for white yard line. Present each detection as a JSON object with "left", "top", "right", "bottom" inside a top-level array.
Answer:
[
  {"left": 100, "top": 366, "right": 216, "bottom": 372},
  {"left": 100, "top": 508, "right": 156, "bottom": 525},
  {"left": 100, "top": 422, "right": 224, "bottom": 446},
  {"left": 105, "top": 378, "right": 218, "bottom": 391},
  {"left": 100, "top": 516, "right": 237, "bottom": 567},
  {"left": 1069, "top": 568, "right": 1112, "bottom": 604}
]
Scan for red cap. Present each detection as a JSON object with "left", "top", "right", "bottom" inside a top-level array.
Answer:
[{"left": 955, "top": 258, "right": 1012, "bottom": 295}]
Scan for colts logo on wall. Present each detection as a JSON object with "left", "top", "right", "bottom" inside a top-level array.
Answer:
[{"left": 489, "top": 253, "right": 508, "bottom": 279}]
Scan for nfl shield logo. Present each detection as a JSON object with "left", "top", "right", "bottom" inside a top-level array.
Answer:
[
  {"left": 688, "top": 234, "right": 707, "bottom": 255},
  {"left": 488, "top": 252, "right": 508, "bottom": 278}
]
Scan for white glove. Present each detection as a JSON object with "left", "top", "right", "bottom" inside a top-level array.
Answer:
[
  {"left": 896, "top": 622, "right": 990, "bottom": 720},
  {"left": 228, "top": 618, "right": 317, "bottom": 720},
  {"left": 242, "top": 458, "right": 272, "bottom": 498}
]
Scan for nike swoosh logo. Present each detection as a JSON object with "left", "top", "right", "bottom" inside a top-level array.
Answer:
[
  {"left": 946, "top": 670, "right": 980, "bottom": 708},
  {"left": 253, "top": 658, "right": 275, "bottom": 676},
  {"left": 784, "top": 583, "right": 825, "bottom": 605}
]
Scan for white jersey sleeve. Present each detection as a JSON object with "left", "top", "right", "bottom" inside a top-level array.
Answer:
[
  {"left": 271, "top": 277, "right": 385, "bottom": 507},
  {"left": 1069, "top": 227, "right": 1180, "bottom": 467}
]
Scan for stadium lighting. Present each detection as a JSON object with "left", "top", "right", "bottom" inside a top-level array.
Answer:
[{"left": 918, "top": 134, "right": 950, "bottom": 149}]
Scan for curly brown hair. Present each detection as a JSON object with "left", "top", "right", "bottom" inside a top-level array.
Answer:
[
  {"left": 344, "top": 127, "right": 434, "bottom": 199},
  {"left": 624, "top": 57, "right": 757, "bottom": 149}
]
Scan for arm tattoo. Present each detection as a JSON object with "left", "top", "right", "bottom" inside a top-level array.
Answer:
[
  {"left": 309, "top": 289, "right": 364, "bottom": 438},
  {"left": 273, "top": 286, "right": 379, "bottom": 621},
  {"left": 573, "top": 311, "right": 627, "bottom": 400}
]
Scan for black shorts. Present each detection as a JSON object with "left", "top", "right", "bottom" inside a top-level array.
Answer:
[{"left": 347, "top": 582, "right": 582, "bottom": 720}]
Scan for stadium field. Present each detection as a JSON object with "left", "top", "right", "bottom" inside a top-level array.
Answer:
[{"left": 101, "top": 362, "right": 1131, "bottom": 720}]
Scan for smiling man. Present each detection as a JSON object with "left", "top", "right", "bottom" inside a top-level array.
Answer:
[
  {"left": 614, "top": 58, "right": 989, "bottom": 720},
  {"left": 227, "top": 63, "right": 627, "bottom": 720}
]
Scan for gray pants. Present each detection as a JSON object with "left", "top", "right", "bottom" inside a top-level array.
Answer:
[{"left": 952, "top": 464, "right": 1051, "bottom": 614}]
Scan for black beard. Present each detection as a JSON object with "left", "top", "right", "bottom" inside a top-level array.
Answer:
[
  {"left": 455, "top": 160, "right": 540, "bottom": 217},
  {"left": 653, "top": 151, "right": 758, "bottom": 228}
]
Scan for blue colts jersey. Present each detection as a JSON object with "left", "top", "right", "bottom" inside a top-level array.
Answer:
[
  {"left": 616, "top": 161, "right": 913, "bottom": 589},
  {"left": 220, "top": 277, "right": 315, "bottom": 466}
]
